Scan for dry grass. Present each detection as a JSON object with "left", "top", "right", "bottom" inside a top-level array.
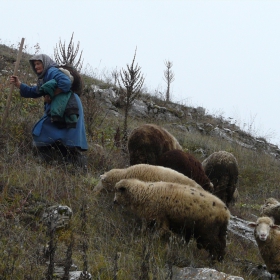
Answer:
[{"left": 0, "top": 43, "right": 279, "bottom": 279}]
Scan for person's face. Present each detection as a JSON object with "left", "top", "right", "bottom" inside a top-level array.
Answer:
[{"left": 34, "top": 60, "right": 44, "bottom": 74}]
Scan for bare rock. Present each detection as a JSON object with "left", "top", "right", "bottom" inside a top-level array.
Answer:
[
  {"left": 228, "top": 215, "right": 256, "bottom": 245},
  {"left": 42, "top": 205, "right": 73, "bottom": 231},
  {"left": 172, "top": 266, "right": 244, "bottom": 279}
]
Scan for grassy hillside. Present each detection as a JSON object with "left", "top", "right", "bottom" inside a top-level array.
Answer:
[{"left": 1, "top": 43, "right": 280, "bottom": 279}]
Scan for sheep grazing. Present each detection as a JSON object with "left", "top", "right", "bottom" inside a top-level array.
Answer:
[
  {"left": 260, "top": 198, "right": 280, "bottom": 225},
  {"left": 128, "top": 123, "right": 182, "bottom": 165},
  {"left": 248, "top": 216, "right": 280, "bottom": 276},
  {"left": 114, "top": 179, "right": 230, "bottom": 261},
  {"left": 202, "top": 151, "right": 239, "bottom": 206},
  {"left": 157, "top": 149, "right": 214, "bottom": 193},
  {"left": 93, "top": 163, "right": 203, "bottom": 192}
]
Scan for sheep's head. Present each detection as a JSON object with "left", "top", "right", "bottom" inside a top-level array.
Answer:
[
  {"left": 93, "top": 173, "right": 115, "bottom": 192},
  {"left": 263, "top": 197, "right": 279, "bottom": 207},
  {"left": 114, "top": 180, "right": 131, "bottom": 206},
  {"left": 93, "top": 169, "right": 124, "bottom": 192},
  {"left": 248, "top": 217, "right": 280, "bottom": 241}
]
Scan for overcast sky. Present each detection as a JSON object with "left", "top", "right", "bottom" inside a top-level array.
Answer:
[{"left": 2, "top": 0, "right": 280, "bottom": 145}]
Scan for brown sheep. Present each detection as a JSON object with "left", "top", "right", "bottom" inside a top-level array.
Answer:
[
  {"left": 202, "top": 151, "right": 239, "bottom": 206},
  {"left": 260, "top": 198, "right": 280, "bottom": 225},
  {"left": 157, "top": 149, "right": 214, "bottom": 193},
  {"left": 93, "top": 163, "right": 203, "bottom": 192},
  {"left": 248, "top": 216, "right": 280, "bottom": 276},
  {"left": 128, "top": 124, "right": 182, "bottom": 165},
  {"left": 114, "top": 179, "right": 230, "bottom": 261}
]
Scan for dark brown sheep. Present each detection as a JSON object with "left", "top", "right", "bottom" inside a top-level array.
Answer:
[
  {"left": 128, "top": 124, "right": 182, "bottom": 165},
  {"left": 157, "top": 149, "right": 214, "bottom": 193},
  {"left": 202, "top": 151, "right": 239, "bottom": 206}
]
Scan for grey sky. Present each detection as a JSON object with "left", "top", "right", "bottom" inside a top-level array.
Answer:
[{"left": 2, "top": 0, "right": 280, "bottom": 145}]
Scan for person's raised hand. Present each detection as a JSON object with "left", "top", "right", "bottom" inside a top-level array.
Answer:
[{"left": 9, "top": 75, "right": 21, "bottom": 88}]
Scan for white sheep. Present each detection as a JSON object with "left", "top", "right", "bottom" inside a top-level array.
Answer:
[
  {"left": 248, "top": 216, "right": 280, "bottom": 276},
  {"left": 260, "top": 198, "right": 280, "bottom": 225},
  {"left": 114, "top": 178, "right": 230, "bottom": 261},
  {"left": 94, "top": 163, "right": 203, "bottom": 192}
]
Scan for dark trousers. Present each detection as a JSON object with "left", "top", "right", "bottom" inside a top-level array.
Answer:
[{"left": 36, "top": 141, "right": 87, "bottom": 169}]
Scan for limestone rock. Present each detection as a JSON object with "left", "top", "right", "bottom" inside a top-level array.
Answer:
[
  {"left": 172, "top": 267, "right": 244, "bottom": 280},
  {"left": 42, "top": 205, "right": 73, "bottom": 231}
]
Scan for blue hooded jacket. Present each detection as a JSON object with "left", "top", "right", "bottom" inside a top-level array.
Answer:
[{"left": 19, "top": 54, "right": 88, "bottom": 150}]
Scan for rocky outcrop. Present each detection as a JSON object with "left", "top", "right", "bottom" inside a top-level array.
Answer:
[
  {"left": 42, "top": 205, "right": 92, "bottom": 279},
  {"left": 228, "top": 215, "right": 256, "bottom": 245},
  {"left": 172, "top": 267, "right": 244, "bottom": 280},
  {"left": 89, "top": 84, "right": 280, "bottom": 160}
]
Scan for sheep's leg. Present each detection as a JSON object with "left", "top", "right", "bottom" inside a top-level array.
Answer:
[
  {"left": 156, "top": 219, "right": 172, "bottom": 241},
  {"left": 210, "top": 223, "right": 228, "bottom": 262},
  {"left": 184, "top": 231, "right": 192, "bottom": 244},
  {"left": 195, "top": 223, "right": 227, "bottom": 262},
  {"left": 141, "top": 218, "right": 148, "bottom": 234},
  {"left": 226, "top": 177, "right": 236, "bottom": 206},
  {"left": 268, "top": 264, "right": 280, "bottom": 277}
]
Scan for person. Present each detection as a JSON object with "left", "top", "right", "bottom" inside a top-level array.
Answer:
[{"left": 10, "top": 54, "right": 88, "bottom": 168}]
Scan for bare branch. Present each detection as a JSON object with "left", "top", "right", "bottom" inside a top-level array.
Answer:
[
  {"left": 53, "top": 32, "right": 84, "bottom": 72},
  {"left": 163, "top": 60, "right": 175, "bottom": 102},
  {"left": 117, "top": 47, "right": 145, "bottom": 141}
]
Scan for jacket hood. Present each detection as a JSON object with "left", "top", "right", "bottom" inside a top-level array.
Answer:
[{"left": 29, "top": 54, "right": 58, "bottom": 79}]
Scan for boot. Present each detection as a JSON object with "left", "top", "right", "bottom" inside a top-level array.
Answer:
[
  {"left": 36, "top": 146, "right": 54, "bottom": 163},
  {"left": 66, "top": 148, "right": 88, "bottom": 170}
]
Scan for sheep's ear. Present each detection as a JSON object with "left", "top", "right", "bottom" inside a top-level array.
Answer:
[
  {"left": 100, "top": 174, "right": 106, "bottom": 180},
  {"left": 248, "top": 222, "right": 257, "bottom": 228},
  {"left": 271, "top": 225, "right": 280, "bottom": 230}
]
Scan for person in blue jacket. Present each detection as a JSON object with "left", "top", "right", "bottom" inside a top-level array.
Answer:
[{"left": 10, "top": 54, "right": 88, "bottom": 168}]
